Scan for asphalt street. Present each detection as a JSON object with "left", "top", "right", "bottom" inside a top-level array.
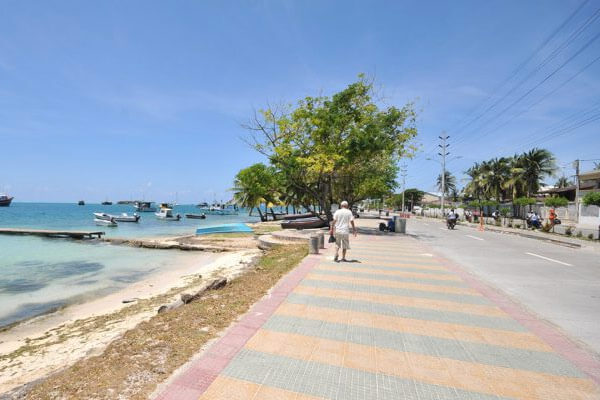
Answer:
[{"left": 407, "top": 217, "right": 600, "bottom": 357}]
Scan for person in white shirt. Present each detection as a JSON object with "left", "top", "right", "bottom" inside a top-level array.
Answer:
[{"left": 330, "top": 201, "right": 357, "bottom": 262}]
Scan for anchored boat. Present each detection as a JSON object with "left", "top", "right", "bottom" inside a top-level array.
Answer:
[
  {"left": 134, "top": 201, "right": 156, "bottom": 212},
  {"left": 155, "top": 206, "right": 181, "bottom": 221},
  {"left": 0, "top": 194, "right": 14, "bottom": 207},
  {"left": 94, "top": 212, "right": 140, "bottom": 223},
  {"left": 185, "top": 213, "right": 206, "bottom": 219}
]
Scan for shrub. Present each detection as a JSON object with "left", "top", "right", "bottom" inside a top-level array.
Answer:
[
  {"left": 514, "top": 197, "right": 536, "bottom": 207},
  {"left": 544, "top": 197, "right": 568, "bottom": 207},
  {"left": 576, "top": 231, "right": 583, "bottom": 238},
  {"left": 514, "top": 223, "right": 521, "bottom": 229},
  {"left": 588, "top": 233, "right": 594, "bottom": 240},
  {"left": 499, "top": 207, "right": 510, "bottom": 217},
  {"left": 582, "top": 192, "right": 600, "bottom": 207},
  {"left": 565, "top": 226, "right": 573, "bottom": 236}
]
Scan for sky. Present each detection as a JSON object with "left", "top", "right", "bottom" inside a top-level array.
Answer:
[{"left": 1, "top": 0, "right": 599, "bottom": 202}]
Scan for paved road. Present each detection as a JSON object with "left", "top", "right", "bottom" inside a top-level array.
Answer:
[
  {"left": 407, "top": 217, "right": 600, "bottom": 357},
  {"left": 156, "top": 225, "right": 600, "bottom": 399}
]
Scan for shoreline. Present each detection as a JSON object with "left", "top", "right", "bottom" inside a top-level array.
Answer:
[{"left": 0, "top": 244, "right": 262, "bottom": 395}]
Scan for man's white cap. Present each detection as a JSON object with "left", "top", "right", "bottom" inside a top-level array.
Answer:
[{"left": 341, "top": 201, "right": 349, "bottom": 207}]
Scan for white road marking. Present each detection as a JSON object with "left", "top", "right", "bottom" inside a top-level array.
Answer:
[
  {"left": 465, "top": 235, "right": 484, "bottom": 241},
  {"left": 525, "top": 252, "right": 573, "bottom": 266},
  {"left": 420, "top": 253, "right": 434, "bottom": 257}
]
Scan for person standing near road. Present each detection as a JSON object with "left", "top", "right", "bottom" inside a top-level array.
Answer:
[{"left": 330, "top": 201, "right": 357, "bottom": 262}]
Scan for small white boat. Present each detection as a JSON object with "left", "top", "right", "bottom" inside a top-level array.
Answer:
[
  {"left": 95, "top": 218, "right": 118, "bottom": 227},
  {"left": 94, "top": 212, "right": 140, "bottom": 223},
  {"left": 155, "top": 207, "right": 181, "bottom": 221}
]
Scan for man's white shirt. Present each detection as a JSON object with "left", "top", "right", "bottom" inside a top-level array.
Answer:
[{"left": 333, "top": 208, "right": 354, "bottom": 234}]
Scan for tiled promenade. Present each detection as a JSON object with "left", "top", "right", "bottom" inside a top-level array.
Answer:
[{"left": 156, "top": 232, "right": 600, "bottom": 400}]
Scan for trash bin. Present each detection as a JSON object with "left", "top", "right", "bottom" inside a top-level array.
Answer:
[{"left": 394, "top": 216, "right": 406, "bottom": 234}]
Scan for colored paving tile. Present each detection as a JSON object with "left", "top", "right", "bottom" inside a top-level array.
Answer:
[{"left": 157, "top": 233, "right": 600, "bottom": 400}]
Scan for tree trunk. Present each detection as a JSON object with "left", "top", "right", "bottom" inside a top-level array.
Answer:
[{"left": 257, "top": 207, "right": 265, "bottom": 222}]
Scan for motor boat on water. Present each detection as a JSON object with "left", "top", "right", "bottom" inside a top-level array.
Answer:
[
  {"left": 197, "top": 205, "right": 239, "bottom": 215},
  {"left": 101, "top": 200, "right": 113, "bottom": 205},
  {"left": 95, "top": 217, "right": 118, "bottom": 227},
  {"left": 78, "top": 200, "right": 85, "bottom": 206},
  {"left": 0, "top": 194, "right": 14, "bottom": 207},
  {"left": 185, "top": 213, "right": 206, "bottom": 219},
  {"left": 134, "top": 201, "right": 156, "bottom": 212},
  {"left": 94, "top": 212, "right": 140, "bottom": 223},
  {"left": 155, "top": 207, "right": 181, "bottom": 221}
]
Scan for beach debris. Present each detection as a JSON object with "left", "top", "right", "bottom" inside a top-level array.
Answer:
[
  {"left": 157, "top": 277, "right": 228, "bottom": 314},
  {"left": 121, "top": 298, "right": 138, "bottom": 304}
]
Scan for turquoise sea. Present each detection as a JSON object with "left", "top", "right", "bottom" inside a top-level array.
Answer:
[{"left": 0, "top": 202, "right": 259, "bottom": 328}]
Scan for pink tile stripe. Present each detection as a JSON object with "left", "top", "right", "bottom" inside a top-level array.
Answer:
[
  {"left": 154, "top": 252, "right": 324, "bottom": 400},
  {"left": 434, "top": 254, "right": 600, "bottom": 385}
]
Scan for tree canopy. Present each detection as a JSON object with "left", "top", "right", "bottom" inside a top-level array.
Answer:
[{"left": 242, "top": 76, "right": 417, "bottom": 220}]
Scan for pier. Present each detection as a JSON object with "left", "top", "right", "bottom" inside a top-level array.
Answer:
[{"left": 0, "top": 228, "right": 105, "bottom": 240}]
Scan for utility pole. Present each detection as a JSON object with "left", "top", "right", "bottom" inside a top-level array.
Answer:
[
  {"left": 438, "top": 134, "right": 450, "bottom": 216},
  {"left": 573, "top": 159, "right": 580, "bottom": 223},
  {"left": 400, "top": 164, "right": 407, "bottom": 212}
]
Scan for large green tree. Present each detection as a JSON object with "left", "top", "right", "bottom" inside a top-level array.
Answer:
[
  {"left": 244, "top": 76, "right": 417, "bottom": 220},
  {"left": 436, "top": 171, "right": 456, "bottom": 196}
]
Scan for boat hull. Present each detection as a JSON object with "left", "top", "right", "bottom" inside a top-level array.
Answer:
[
  {"left": 281, "top": 217, "right": 328, "bottom": 230},
  {"left": 94, "top": 218, "right": 117, "bottom": 227},
  {"left": 185, "top": 214, "right": 206, "bottom": 219},
  {"left": 196, "top": 223, "right": 253, "bottom": 235},
  {"left": 0, "top": 197, "right": 13, "bottom": 207}
]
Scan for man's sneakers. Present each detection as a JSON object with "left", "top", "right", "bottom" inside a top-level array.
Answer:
[{"left": 333, "top": 254, "right": 339, "bottom": 262}]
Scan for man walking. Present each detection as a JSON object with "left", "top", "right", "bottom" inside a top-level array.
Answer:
[{"left": 330, "top": 201, "right": 357, "bottom": 262}]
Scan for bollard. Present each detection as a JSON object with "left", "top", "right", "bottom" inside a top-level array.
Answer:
[
  {"left": 309, "top": 235, "right": 319, "bottom": 254},
  {"left": 395, "top": 217, "right": 407, "bottom": 234},
  {"left": 393, "top": 216, "right": 400, "bottom": 232},
  {"left": 318, "top": 232, "right": 325, "bottom": 249}
]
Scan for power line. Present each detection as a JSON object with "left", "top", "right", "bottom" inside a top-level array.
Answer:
[
  {"left": 451, "top": 5, "right": 600, "bottom": 145},
  {"left": 453, "top": 29, "right": 600, "bottom": 147}
]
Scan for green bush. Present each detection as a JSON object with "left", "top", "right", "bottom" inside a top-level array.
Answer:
[
  {"left": 499, "top": 207, "right": 510, "bottom": 217},
  {"left": 514, "top": 223, "right": 521, "bottom": 229},
  {"left": 565, "top": 226, "right": 573, "bottom": 236},
  {"left": 544, "top": 197, "right": 568, "bottom": 207},
  {"left": 582, "top": 192, "right": 600, "bottom": 207},
  {"left": 513, "top": 197, "right": 536, "bottom": 206},
  {"left": 576, "top": 231, "right": 583, "bottom": 238},
  {"left": 588, "top": 233, "right": 594, "bottom": 240}
]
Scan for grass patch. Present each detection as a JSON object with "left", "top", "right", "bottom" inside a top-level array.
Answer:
[{"left": 23, "top": 245, "right": 307, "bottom": 400}]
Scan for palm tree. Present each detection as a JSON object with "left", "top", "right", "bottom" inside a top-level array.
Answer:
[
  {"left": 437, "top": 171, "right": 456, "bottom": 196},
  {"left": 517, "top": 148, "right": 557, "bottom": 196},
  {"left": 232, "top": 163, "right": 278, "bottom": 222},
  {"left": 555, "top": 176, "right": 573, "bottom": 188}
]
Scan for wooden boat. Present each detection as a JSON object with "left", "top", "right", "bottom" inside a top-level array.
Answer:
[
  {"left": 155, "top": 207, "right": 181, "bottom": 221},
  {"left": 101, "top": 201, "right": 113, "bottom": 205},
  {"left": 94, "top": 212, "right": 140, "bottom": 222},
  {"left": 185, "top": 213, "right": 206, "bottom": 219},
  {"left": 78, "top": 200, "right": 85, "bottom": 206},
  {"left": 196, "top": 223, "right": 253, "bottom": 235},
  {"left": 0, "top": 194, "right": 14, "bottom": 207},
  {"left": 281, "top": 217, "right": 328, "bottom": 230},
  {"left": 134, "top": 201, "right": 156, "bottom": 212},
  {"left": 283, "top": 212, "right": 316, "bottom": 220},
  {"left": 94, "top": 218, "right": 117, "bottom": 227}
]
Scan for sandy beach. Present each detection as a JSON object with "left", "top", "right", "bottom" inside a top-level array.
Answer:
[{"left": 0, "top": 242, "right": 262, "bottom": 395}]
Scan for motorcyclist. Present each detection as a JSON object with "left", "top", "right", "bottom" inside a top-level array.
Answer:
[{"left": 446, "top": 209, "right": 457, "bottom": 229}]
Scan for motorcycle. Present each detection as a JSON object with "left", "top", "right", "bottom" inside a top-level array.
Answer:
[{"left": 446, "top": 218, "right": 456, "bottom": 230}]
